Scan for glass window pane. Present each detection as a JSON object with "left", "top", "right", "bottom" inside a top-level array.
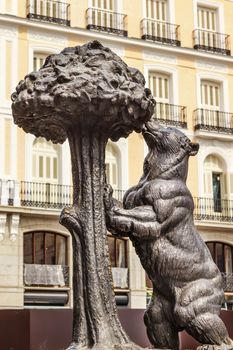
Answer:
[
  {"left": 206, "top": 242, "right": 214, "bottom": 260},
  {"left": 116, "top": 239, "right": 127, "bottom": 267},
  {"left": 56, "top": 235, "right": 66, "bottom": 265},
  {"left": 53, "top": 158, "right": 58, "bottom": 179},
  {"left": 108, "top": 236, "right": 116, "bottom": 267},
  {"left": 24, "top": 233, "right": 33, "bottom": 264},
  {"left": 46, "top": 157, "right": 51, "bottom": 178},
  {"left": 45, "top": 233, "right": 55, "bottom": 264},
  {"left": 33, "top": 57, "right": 37, "bottom": 71},
  {"left": 39, "top": 156, "right": 43, "bottom": 178},
  {"left": 216, "top": 243, "right": 224, "bottom": 272},
  {"left": 225, "top": 245, "right": 233, "bottom": 274},
  {"left": 35, "top": 232, "right": 44, "bottom": 264}
]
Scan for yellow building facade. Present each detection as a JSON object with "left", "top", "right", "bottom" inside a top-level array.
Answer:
[{"left": 0, "top": 0, "right": 233, "bottom": 310}]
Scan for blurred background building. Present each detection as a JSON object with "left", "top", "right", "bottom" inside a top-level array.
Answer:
[{"left": 0, "top": 0, "right": 233, "bottom": 311}]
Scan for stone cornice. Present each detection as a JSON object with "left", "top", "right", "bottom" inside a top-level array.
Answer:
[{"left": 0, "top": 14, "right": 233, "bottom": 64}]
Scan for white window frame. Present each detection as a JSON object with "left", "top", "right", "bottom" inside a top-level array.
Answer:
[
  {"left": 142, "top": 0, "right": 175, "bottom": 23},
  {"left": 144, "top": 64, "right": 179, "bottom": 105},
  {"left": 106, "top": 139, "right": 128, "bottom": 191},
  {"left": 88, "top": 0, "right": 122, "bottom": 12},
  {"left": 193, "top": 0, "right": 224, "bottom": 33},
  {"left": 0, "top": 0, "right": 18, "bottom": 15},
  {"left": 197, "top": 146, "right": 230, "bottom": 198},
  {"left": 196, "top": 72, "right": 229, "bottom": 112}
]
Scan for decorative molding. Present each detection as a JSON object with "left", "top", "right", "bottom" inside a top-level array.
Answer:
[
  {"left": 196, "top": 60, "right": 228, "bottom": 73},
  {"left": 28, "top": 30, "right": 67, "bottom": 46},
  {"left": 101, "top": 41, "right": 125, "bottom": 57},
  {"left": 0, "top": 25, "right": 18, "bottom": 39},
  {"left": 143, "top": 50, "right": 177, "bottom": 64},
  {"left": 9, "top": 214, "right": 20, "bottom": 242},
  {"left": 0, "top": 14, "right": 233, "bottom": 64},
  {"left": 0, "top": 213, "right": 7, "bottom": 241}
]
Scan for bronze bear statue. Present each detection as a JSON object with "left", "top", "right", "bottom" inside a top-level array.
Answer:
[{"left": 104, "top": 122, "right": 232, "bottom": 350}]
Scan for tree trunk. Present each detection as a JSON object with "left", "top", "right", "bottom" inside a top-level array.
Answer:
[{"left": 60, "top": 126, "right": 142, "bottom": 350}]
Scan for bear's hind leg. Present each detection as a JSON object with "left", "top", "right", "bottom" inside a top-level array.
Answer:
[{"left": 144, "top": 293, "right": 179, "bottom": 350}]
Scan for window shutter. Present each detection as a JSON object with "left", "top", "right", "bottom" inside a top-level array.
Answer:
[
  {"left": 146, "top": 0, "right": 167, "bottom": 21},
  {"left": 204, "top": 171, "right": 212, "bottom": 196},
  {"left": 230, "top": 173, "right": 233, "bottom": 194},
  {"left": 197, "top": 6, "right": 216, "bottom": 31}
]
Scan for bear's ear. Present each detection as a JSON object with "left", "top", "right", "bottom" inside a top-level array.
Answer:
[{"left": 189, "top": 142, "right": 199, "bottom": 156}]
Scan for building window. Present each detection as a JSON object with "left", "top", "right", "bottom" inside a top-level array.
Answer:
[
  {"left": 142, "top": 0, "right": 180, "bottom": 46},
  {"left": 203, "top": 154, "right": 227, "bottom": 212},
  {"left": 105, "top": 143, "right": 120, "bottom": 190},
  {"left": 149, "top": 72, "right": 170, "bottom": 104},
  {"left": 108, "top": 235, "right": 127, "bottom": 268},
  {"left": 24, "top": 231, "right": 67, "bottom": 265},
  {"left": 197, "top": 6, "right": 216, "bottom": 32},
  {"left": 201, "top": 80, "right": 221, "bottom": 111},
  {"left": 148, "top": 71, "right": 186, "bottom": 127},
  {"left": 86, "top": 0, "right": 127, "bottom": 36},
  {"left": 23, "top": 231, "right": 69, "bottom": 291},
  {"left": 193, "top": 4, "right": 230, "bottom": 55},
  {"left": 108, "top": 235, "right": 128, "bottom": 290},
  {"left": 146, "top": 0, "right": 167, "bottom": 21},
  {"left": 32, "top": 137, "right": 60, "bottom": 183},
  {"left": 33, "top": 52, "right": 47, "bottom": 71},
  {"left": 27, "top": 0, "right": 70, "bottom": 26},
  {"left": 206, "top": 242, "right": 233, "bottom": 274}
]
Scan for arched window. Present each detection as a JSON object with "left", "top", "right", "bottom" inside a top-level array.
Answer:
[
  {"left": 33, "top": 52, "right": 47, "bottom": 71},
  {"left": 206, "top": 242, "right": 233, "bottom": 273},
  {"left": 23, "top": 231, "right": 68, "bottom": 288},
  {"left": 107, "top": 235, "right": 127, "bottom": 268},
  {"left": 108, "top": 235, "right": 128, "bottom": 290},
  {"left": 32, "top": 137, "right": 60, "bottom": 183},
  {"left": 24, "top": 231, "right": 67, "bottom": 265},
  {"left": 106, "top": 143, "right": 120, "bottom": 190},
  {"left": 203, "top": 154, "right": 227, "bottom": 212}
]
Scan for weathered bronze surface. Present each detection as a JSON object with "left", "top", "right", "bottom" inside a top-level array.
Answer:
[
  {"left": 105, "top": 122, "right": 233, "bottom": 350},
  {"left": 11, "top": 41, "right": 155, "bottom": 350}
]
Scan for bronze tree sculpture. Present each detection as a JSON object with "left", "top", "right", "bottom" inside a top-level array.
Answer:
[
  {"left": 11, "top": 41, "right": 155, "bottom": 350},
  {"left": 104, "top": 122, "right": 233, "bottom": 350}
]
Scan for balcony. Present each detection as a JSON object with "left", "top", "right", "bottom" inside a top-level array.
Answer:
[
  {"left": 86, "top": 8, "right": 127, "bottom": 36},
  {"left": 141, "top": 19, "right": 180, "bottom": 46},
  {"left": 194, "top": 109, "right": 233, "bottom": 135},
  {"left": 20, "top": 181, "right": 73, "bottom": 209},
  {"left": 193, "top": 197, "right": 233, "bottom": 222},
  {"left": 0, "top": 180, "right": 126, "bottom": 209},
  {"left": 152, "top": 103, "right": 187, "bottom": 128},
  {"left": 193, "top": 29, "right": 230, "bottom": 55},
  {"left": 26, "top": 0, "right": 70, "bottom": 26}
]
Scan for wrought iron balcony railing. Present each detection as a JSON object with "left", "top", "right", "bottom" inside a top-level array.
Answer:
[
  {"left": 27, "top": 0, "right": 70, "bottom": 26},
  {"left": 86, "top": 8, "right": 127, "bottom": 36},
  {"left": 20, "top": 181, "right": 73, "bottom": 209},
  {"left": 193, "top": 197, "right": 233, "bottom": 222},
  {"left": 19, "top": 181, "right": 126, "bottom": 209},
  {"left": 141, "top": 19, "right": 180, "bottom": 46},
  {"left": 193, "top": 29, "right": 230, "bottom": 55},
  {"left": 152, "top": 103, "right": 187, "bottom": 128},
  {"left": 194, "top": 109, "right": 233, "bottom": 134}
]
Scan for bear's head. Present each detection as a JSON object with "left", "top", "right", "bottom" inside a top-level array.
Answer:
[{"left": 142, "top": 122, "right": 199, "bottom": 181}]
